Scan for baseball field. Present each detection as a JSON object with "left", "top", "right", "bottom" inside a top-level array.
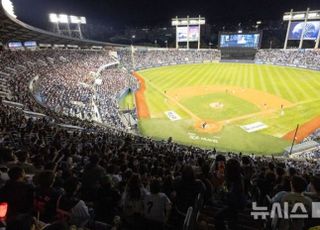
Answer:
[{"left": 131, "top": 63, "right": 320, "bottom": 155}]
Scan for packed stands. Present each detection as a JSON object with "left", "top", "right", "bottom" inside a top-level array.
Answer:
[
  {"left": 255, "top": 49, "right": 320, "bottom": 70},
  {"left": 0, "top": 49, "right": 136, "bottom": 129},
  {"left": 1, "top": 47, "right": 320, "bottom": 230},
  {"left": 118, "top": 48, "right": 221, "bottom": 70},
  {"left": 2, "top": 1, "right": 320, "bottom": 228},
  {"left": 96, "top": 67, "right": 137, "bottom": 126},
  {"left": 1, "top": 99, "right": 320, "bottom": 229}
]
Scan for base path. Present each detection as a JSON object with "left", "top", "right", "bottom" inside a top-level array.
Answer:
[
  {"left": 283, "top": 116, "right": 320, "bottom": 143},
  {"left": 132, "top": 72, "right": 150, "bottom": 118}
]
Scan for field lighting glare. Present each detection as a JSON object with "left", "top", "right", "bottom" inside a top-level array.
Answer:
[
  {"left": 80, "top": 17, "right": 86, "bottom": 24},
  {"left": 70, "top": 15, "right": 80, "bottom": 24},
  {"left": 70, "top": 16, "right": 86, "bottom": 24},
  {"left": 59, "top": 14, "right": 69, "bottom": 24},
  {"left": 49, "top": 13, "right": 87, "bottom": 39},
  {"left": 293, "top": 14, "right": 305, "bottom": 20},
  {"left": 1, "top": 0, "right": 17, "bottom": 18},
  {"left": 308, "top": 13, "right": 317, "bottom": 18},
  {"left": 283, "top": 15, "right": 291, "bottom": 21},
  {"left": 49, "top": 13, "right": 59, "bottom": 23}
]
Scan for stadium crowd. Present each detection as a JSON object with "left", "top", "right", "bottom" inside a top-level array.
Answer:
[
  {"left": 35, "top": 51, "right": 111, "bottom": 119},
  {"left": 292, "top": 129, "right": 320, "bottom": 160},
  {"left": 255, "top": 49, "right": 320, "bottom": 69},
  {"left": 118, "top": 49, "right": 221, "bottom": 70},
  {"left": 1, "top": 48, "right": 320, "bottom": 230},
  {"left": 1, "top": 99, "right": 320, "bottom": 230},
  {"left": 0, "top": 49, "right": 136, "bottom": 129},
  {"left": 95, "top": 68, "right": 137, "bottom": 126}
]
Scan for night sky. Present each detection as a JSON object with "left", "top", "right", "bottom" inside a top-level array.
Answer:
[{"left": 11, "top": 0, "right": 320, "bottom": 29}]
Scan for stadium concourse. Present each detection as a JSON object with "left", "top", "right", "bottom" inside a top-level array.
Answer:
[{"left": 0, "top": 47, "right": 320, "bottom": 230}]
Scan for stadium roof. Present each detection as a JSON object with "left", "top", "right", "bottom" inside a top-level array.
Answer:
[{"left": 0, "top": 3, "right": 125, "bottom": 48}]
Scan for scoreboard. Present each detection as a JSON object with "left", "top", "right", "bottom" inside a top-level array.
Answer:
[{"left": 219, "top": 33, "right": 261, "bottom": 49}]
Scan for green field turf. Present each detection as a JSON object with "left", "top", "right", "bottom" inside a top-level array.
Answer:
[
  {"left": 137, "top": 63, "right": 320, "bottom": 155},
  {"left": 180, "top": 93, "right": 260, "bottom": 121},
  {"left": 119, "top": 91, "right": 135, "bottom": 110}
]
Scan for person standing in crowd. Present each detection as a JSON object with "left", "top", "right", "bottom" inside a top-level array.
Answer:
[
  {"left": 33, "top": 170, "right": 61, "bottom": 223},
  {"left": 121, "top": 173, "right": 148, "bottom": 229},
  {"left": 214, "top": 158, "right": 246, "bottom": 230},
  {"left": 0, "top": 167, "right": 34, "bottom": 220},
  {"left": 56, "top": 177, "right": 90, "bottom": 228},
  {"left": 143, "top": 178, "right": 172, "bottom": 230},
  {"left": 81, "top": 154, "right": 106, "bottom": 201}
]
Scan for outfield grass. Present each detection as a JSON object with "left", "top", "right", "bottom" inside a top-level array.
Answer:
[{"left": 137, "top": 63, "right": 320, "bottom": 154}]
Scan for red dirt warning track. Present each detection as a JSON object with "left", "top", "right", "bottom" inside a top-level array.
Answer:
[
  {"left": 283, "top": 116, "right": 320, "bottom": 142},
  {"left": 132, "top": 72, "right": 150, "bottom": 118}
]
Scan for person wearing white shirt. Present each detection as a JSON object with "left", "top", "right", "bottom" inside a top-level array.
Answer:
[{"left": 143, "top": 178, "right": 171, "bottom": 230}]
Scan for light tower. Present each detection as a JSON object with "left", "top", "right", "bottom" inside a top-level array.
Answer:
[
  {"left": 283, "top": 9, "right": 320, "bottom": 49},
  {"left": 49, "top": 14, "right": 87, "bottom": 39},
  {"left": 171, "top": 15, "right": 205, "bottom": 50}
]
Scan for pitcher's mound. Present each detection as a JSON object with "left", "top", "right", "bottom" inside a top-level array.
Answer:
[
  {"left": 210, "top": 102, "right": 224, "bottom": 109},
  {"left": 194, "top": 120, "right": 222, "bottom": 133}
]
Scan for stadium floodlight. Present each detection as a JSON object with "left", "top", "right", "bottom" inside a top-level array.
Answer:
[
  {"left": 49, "top": 13, "right": 59, "bottom": 23},
  {"left": 70, "top": 16, "right": 86, "bottom": 24},
  {"left": 171, "top": 17, "right": 205, "bottom": 26},
  {"left": 308, "top": 13, "right": 318, "bottom": 19},
  {"left": 283, "top": 15, "right": 291, "bottom": 21},
  {"left": 49, "top": 13, "right": 86, "bottom": 39},
  {"left": 70, "top": 15, "right": 80, "bottom": 24},
  {"left": 293, "top": 14, "right": 305, "bottom": 20},
  {"left": 1, "top": 0, "right": 17, "bottom": 18},
  {"left": 190, "top": 20, "right": 198, "bottom": 24},
  {"left": 80, "top": 17, "right": 86, "bottom": 24},
  {"left": 283, "top": 10, "right": 320, "bottom": 21},
  {"left": 59, "top": 14, "right": 69, "bottom": 24}
]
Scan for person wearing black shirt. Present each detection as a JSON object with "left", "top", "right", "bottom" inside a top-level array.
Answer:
[
  {"left": 34, "top": 170, "right": 62, "bottom": 223},
  {"left": 0, "top": 167, "right": 34, "bottom": 220},
  {"left": 214, "top": 159, "right": 246, "bottom": 230}
]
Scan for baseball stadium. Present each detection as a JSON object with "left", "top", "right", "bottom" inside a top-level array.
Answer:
[
  {"left": 2, "top": 0, "right": 320, "bottom": 229},
  {"left": 134, "top": 61, "right": 320, "bottom": 154}
]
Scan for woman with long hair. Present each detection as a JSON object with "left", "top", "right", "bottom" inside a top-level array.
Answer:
[{"left": 121, "top": 173, "right": 148, "bottom": 228}]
